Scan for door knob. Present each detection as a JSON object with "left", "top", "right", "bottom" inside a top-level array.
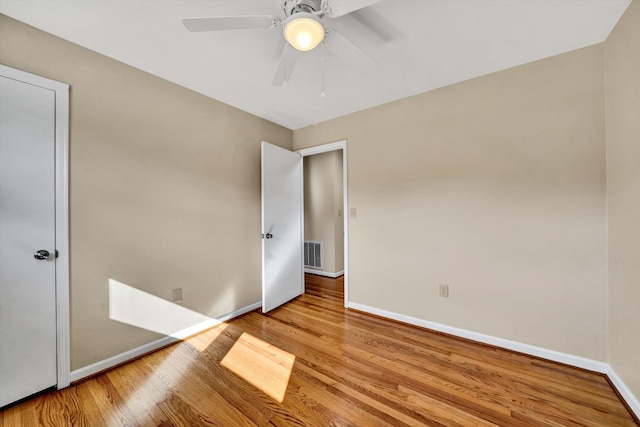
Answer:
[{"left": 34, "top": 250, "right": 50, "bottom": 260}]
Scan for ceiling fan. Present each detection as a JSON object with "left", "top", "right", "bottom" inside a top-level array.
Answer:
[{"left": 182, "top": 0, "right": 382, "bottom": 88}]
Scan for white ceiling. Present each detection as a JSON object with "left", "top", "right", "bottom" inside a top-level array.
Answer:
[{"left": 0, "top": 0, "right": 631, "bottom": 130}]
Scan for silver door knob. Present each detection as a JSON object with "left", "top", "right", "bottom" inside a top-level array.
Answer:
[{"left": 34, "top": 250, "right": 50, "bottom": 260}]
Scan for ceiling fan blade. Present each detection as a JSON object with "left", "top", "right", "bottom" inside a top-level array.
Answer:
[
  {"left": 325, "top": 29, "right": 378, "bottom": 68},
  {"left": 182, "top": 16, "right": 280, "bottom": 32},
  {"left": 272, "top": 44, "right": 301, "bottom": 87},
  {"left": 331, "top": 6, "right": 400, "bottom": 45},
  {"left": 323, "top": 0, "right": 383, "bottom": 18}
]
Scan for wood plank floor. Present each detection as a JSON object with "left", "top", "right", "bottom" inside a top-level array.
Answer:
[{"left": 2, "top": 274, "right": 637, "bottom": 426}]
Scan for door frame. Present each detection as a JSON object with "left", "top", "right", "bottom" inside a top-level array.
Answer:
[
  {"left": 296, "top": 140, "right": 349, "bottom": 308},
  {"left": 0, "top": 65, "right": 70, "bottom": 389}
]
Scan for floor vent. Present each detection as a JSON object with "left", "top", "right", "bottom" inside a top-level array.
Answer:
[{"left": 304, "top": 241, "right": 323, "bottom": 269}]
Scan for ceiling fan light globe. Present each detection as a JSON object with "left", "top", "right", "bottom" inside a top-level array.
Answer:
[{"left": 284, "top": 13, "right": 324, "bottom": 52}]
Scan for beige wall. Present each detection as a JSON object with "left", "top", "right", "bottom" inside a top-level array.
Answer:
[
  {"left": 0, "top": 15, "right": 293, "bottom": 370},
  {"left": 605, "top": 0, "right": 640, "bottom": 399},
  {"left": 303, "top": 151, "right": 344, "bottom": 274},
  {"left": 294, "top": 45, "right": 608, "bottom": 360}
]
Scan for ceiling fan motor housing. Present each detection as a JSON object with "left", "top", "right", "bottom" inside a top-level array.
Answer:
[{"left": 283, "top": 0, "right": 323, "bottom": 17}]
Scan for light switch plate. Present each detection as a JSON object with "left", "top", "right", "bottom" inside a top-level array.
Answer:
[
  {"left": 439, "top": 284, "right": 449, "bottom": 298},
  {"left": 172, "top": 288, "right": 183, "bottom": 303}
]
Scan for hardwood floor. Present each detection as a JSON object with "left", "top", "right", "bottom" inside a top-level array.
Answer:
[{"left": 2, "top": 274, "right": 637, "bottom": 426}]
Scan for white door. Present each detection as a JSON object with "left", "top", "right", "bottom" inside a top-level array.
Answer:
[
  {"left": 0, "top": 74, "right": 58, "bottom": 406},
  {"left": 261, "top": 141, "right": 304, "bottom": 312}
]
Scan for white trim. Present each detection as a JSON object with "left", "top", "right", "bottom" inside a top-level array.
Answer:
[
  {"left": 304, "top": 269, "right": 344, "bottom": 278},
  {"left": 297, "top": 140, "right": 345, "bottom": 156},
  {"left": 261, "top": 142, "right": 267, "bottom": 312},
  {"left": 0, "top": 65, "right": 71, "bottom": 389},
  {"left": 297, "top": 140, "right": 349, "bottom": 308},
  {"left": 69, "top": 301, "right": 261, "bottom": 383},
  {"left": 298, "top": 150, "right": 305, "bottom": 298},
  {"left": 607, "top": 365, "right": 640, "bottom": 419},
  {"left": 54, "top": 74, "right": 71, "bottom": 390},
  {"left": 342, "top": 144, "right": 349, "bottom": 308},
  {"left": 348, "top": 302, "right": 609, "bottom": 373}
]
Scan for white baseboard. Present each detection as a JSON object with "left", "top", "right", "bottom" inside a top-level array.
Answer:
[
  {"left": 607, "top": 365, "right": 640, "bottom": 419},
  {"left": 304, "top": 269, "right": 344, "bottom": 278},
  {"left": 348, "top": 302, "right": 640, "bottom": 420},
  {"left": 69, "top": 301, "right": 261, "bottom": 383},
  {"left": 348, "top": 302, "right": 609, "bottom": 372}
]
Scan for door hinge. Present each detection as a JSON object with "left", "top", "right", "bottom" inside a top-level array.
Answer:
[{"left": 55, "top": 250, "right": 59, "bottom": 258}]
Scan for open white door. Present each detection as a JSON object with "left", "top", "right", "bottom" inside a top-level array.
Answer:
[
  {"left": 1, "top": 70, "right": 58, "bottom": 406},
  {"left": 261, "top": 141, "right": 304, "bottom": 313}
]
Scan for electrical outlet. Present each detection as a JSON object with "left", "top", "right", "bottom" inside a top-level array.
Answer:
[
  {"left": 439, "top": 284, "right": 449, "bottom": 298},
  {"left": 172, "top": 288, "right": 183, "bottom": 303}
]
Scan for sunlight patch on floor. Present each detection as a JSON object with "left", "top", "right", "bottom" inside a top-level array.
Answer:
[{"left": 221, "top": 333, "right": 295, "bottom": 403}]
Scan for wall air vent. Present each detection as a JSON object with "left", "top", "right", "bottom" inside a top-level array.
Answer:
[{"left": 304, "top": 241, "right": 323, "bottom": 269}]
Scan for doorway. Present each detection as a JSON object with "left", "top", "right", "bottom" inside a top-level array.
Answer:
[
  {"left": 0, "top": 65, "right": 70, "bottom": 406},
  {"left": 297, "top": 140, "right": 349, "bottom": 308}
]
